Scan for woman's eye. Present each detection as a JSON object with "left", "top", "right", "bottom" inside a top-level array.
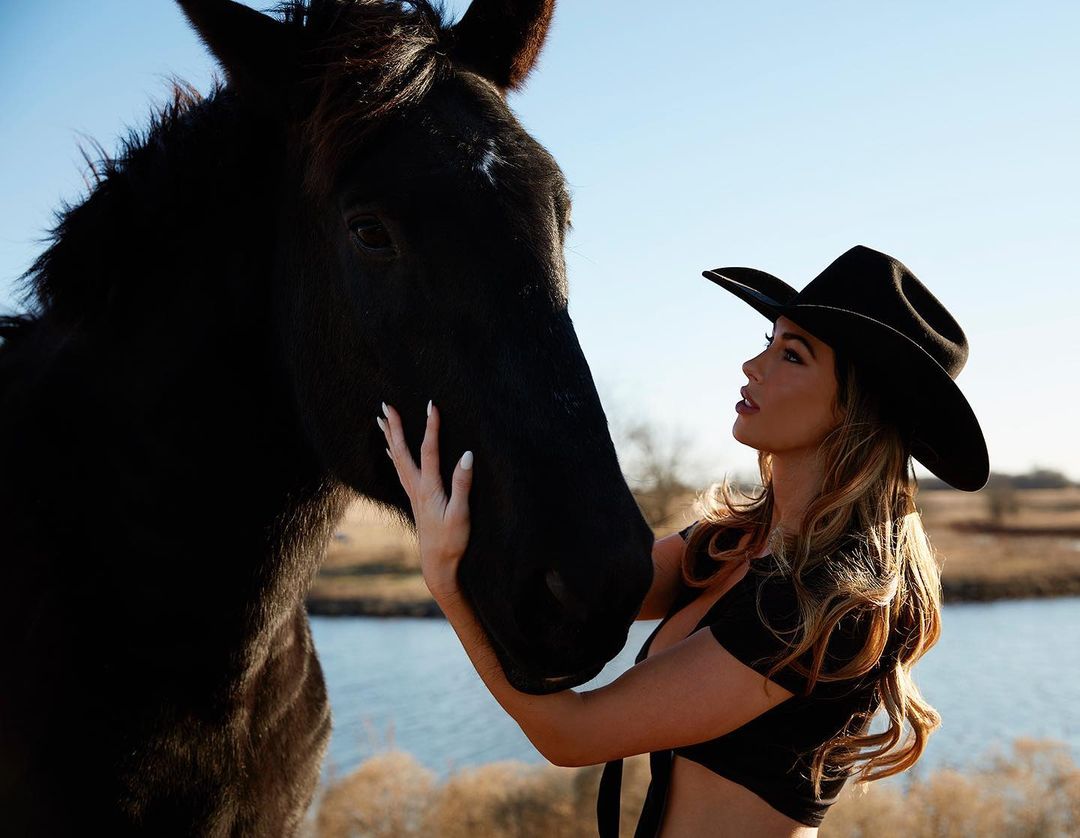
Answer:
[
  {"left": 765, "top": 332, "right": 801, "bottom": 363},
  {"left": 350, "top": 217, "right": 394, "bottom": 253}
]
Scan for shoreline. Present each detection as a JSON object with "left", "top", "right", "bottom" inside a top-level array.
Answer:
[
  {"left": 306, "top": 595, "right": 445, "bottom": 618},
  {"left": 939, "top": 575, "right": 1080, "bottom": 603},
  {"left": 305, "top": 574, "right": 1080, "bottom": 618}
]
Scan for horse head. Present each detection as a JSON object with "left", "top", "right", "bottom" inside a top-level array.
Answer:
[{"left": 177, "top": 0, "right": 655, "bottom": 694}]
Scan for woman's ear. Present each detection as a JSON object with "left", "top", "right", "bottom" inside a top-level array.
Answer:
[
  {"left": 446, "top": 0, "right": 556, "bottom": 91},
  {"left": 831, "top": 396, "right": 846, "bottom": 428},
  {"left": 828, "top": 383, "right": 848, "bottom": 430},
  {"left": 829, "top": 354, "right": 852, "bottom": 429}
]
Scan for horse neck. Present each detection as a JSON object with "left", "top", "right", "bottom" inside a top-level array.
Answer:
[{"left": 1, "top": 89, "right": 344, "bottom": 658}]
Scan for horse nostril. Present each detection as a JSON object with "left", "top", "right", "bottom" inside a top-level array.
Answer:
[
  {"left": 544, "top": 569, "right": 589, "bottom": 623},
  {"left": 544, "top": 568, "right": 565, "bottom": 599}
]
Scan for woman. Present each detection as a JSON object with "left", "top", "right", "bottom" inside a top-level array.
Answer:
[{"left": 376, "top": 244, "right": 989, "bottom": 836}]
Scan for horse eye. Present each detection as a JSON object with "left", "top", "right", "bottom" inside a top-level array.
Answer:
[{"left": 350, "top": 217, "right": 394, "bottom": 253}]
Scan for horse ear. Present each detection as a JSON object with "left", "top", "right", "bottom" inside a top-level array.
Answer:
[
  {"left": 176, "top": 0, "right": 299, "bottom": 107},
  {"left": 448, "top": 0, "right": 557, "bottom": 91}
]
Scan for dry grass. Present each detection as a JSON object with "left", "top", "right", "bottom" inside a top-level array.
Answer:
[
  {"left": 315, "top": 751, "right": 436, "bottom": 838},
  {"left": 308, "top": 500, "right": 436, "bottom": 615},
  {"left": 917, "top": 487, "right": 1080, "bottom": 599},
  {"left": 310, "top": 488, "right": 1080, "bottom": 613},
  {"left": 824, "top": 737, "right": 1080, "bottom": 837},
  {"left": 919, "top": 488, "right": 1080, "bottom": 570},
  {"left": 311, "top": 751, "right": 615, "bottom": 838},
  {"left": 309, "top": 738, "right": 1079, "bottom": 837},
  {"left": 308, "top": 496, "right": 701, "bottom": 615}
]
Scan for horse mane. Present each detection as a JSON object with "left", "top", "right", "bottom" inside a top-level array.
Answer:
[
  {"left": 4, "top": 0, "right": 453, "bottom": 344},
  {"left": 3, "top": 77, "right": 217, "bottom": 349}
]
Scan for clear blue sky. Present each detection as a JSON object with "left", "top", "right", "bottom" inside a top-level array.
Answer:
[{"left": 2, "top": 1, "right": 1077, "bottom": 485}]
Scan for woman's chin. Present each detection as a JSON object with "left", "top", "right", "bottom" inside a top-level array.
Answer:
[
  {"left": 732, "top": 427, "right": 772, "bottom": 455},
  {"left": 731, "top": 421, "right": 755, "bottom": 448}
]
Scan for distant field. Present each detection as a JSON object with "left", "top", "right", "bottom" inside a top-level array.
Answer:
[
  {"left": 307, "top": 487, "right": 1080, "bottom": 616},
  {"left": 917, "top": 486, "right": 1080, "bottom": 600}
]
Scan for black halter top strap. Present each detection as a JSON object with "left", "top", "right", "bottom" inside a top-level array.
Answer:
[
  {"left": 596, "top": 525, "right": 745, "bottom": 837},
  {"left": 596, "top": 580, "right": 698, "bottom": 836},
  {"left": 597, "top": 747, "right": 673, "bottom": 837}
]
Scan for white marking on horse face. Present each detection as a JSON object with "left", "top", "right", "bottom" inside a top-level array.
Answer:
[{"left": 476, "top": 138, "right": 503, "bottom": 186}]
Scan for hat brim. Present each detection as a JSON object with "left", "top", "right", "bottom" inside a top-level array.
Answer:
[
  {"left": 702, "top": 267, "right": 797, "bottom": 321},
  {"left": 703, "top": 270, "right": 990, "bottom": 492}
]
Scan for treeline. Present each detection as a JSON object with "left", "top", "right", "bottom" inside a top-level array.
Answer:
[
  {"left": 918, "top": 467, "right": 1076, "bottom": 491},
  {"left": 617, "top": 417, "right": 1078, "bottom": 531}
]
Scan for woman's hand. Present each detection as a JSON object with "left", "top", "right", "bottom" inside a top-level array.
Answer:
[{"left": 377, "top": 400, "right": 474, "bottom": 602}]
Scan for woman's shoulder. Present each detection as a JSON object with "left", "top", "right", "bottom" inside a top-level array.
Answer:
[{"left": 708, "top": 549, "right": 892, "bottom": 694}]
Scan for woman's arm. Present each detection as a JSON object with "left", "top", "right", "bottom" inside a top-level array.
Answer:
[
  {"left": 635, "top": 531, "right": 691, "bottom": 621},
  {"left": 433, "top": 585, "right": 586, "bottom": 762},
  {"left": 434, "top": 582, "right": 793, "bottom": 767},
  {"left": 376, "top": 401, "right": 792, "bottom": 768}
]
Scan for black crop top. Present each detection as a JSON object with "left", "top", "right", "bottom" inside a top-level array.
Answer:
[{"left": 596, "top": 523, "right": 885, "bottom": 836}]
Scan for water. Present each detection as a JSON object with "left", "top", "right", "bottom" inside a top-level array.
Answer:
[{"left": 310, "top": 596, "right": 1080, "bottom": 786}]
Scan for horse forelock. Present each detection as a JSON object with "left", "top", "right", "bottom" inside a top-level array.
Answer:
[{"left": 279, "top": 0, "right": 455, "bottom": 196}]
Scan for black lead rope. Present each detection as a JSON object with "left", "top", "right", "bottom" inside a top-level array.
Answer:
[
  {"left": 597, "top": 530, "right": 719, "bottom": 836},
  {"left": 597, "top": 749, "right": 673, "bottom": 838}
]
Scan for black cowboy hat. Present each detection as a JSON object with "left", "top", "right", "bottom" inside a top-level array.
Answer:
[{"left": 703, "top": 244, "right": 990, "bottom": 492}]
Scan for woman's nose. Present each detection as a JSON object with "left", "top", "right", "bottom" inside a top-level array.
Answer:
[{"left": 742, "top": 355, "right": 762, "bottom": 382}]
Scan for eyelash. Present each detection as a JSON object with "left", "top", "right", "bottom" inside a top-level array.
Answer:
[{"left": 764, "top": 332, "right": 802, "bottom": 363}]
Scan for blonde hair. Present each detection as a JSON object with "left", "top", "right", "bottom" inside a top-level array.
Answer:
[{"left": 681, "top": 350, "right": 942, "bottom": 798}]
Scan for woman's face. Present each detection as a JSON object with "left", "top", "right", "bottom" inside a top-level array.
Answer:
[{"left": 733, "top": 315, "right": 842, "bottom": 456}]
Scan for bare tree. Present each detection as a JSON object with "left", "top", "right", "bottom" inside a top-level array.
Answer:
[
  {"left": 984, "top": 476, "right": 1020, "bottom": 525},
  {"left": 614, "top": 418, "right": 696, "bottom": 529}
]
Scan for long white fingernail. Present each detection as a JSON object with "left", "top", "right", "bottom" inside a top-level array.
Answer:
[
  {"left": 427, "top": 399, "right": 432, "bottom": 417},
  {"left": 461, "top": 450, "right": 473, "bottom": 470},
  {"left": 385, "top": 447, "right": 393, "bottom": 460},
  {"left": 382, "top": 402, "right": 390, "bottom": 418},
  {"left": 376, "top": 416, "right": 386, "bottom": 433}
]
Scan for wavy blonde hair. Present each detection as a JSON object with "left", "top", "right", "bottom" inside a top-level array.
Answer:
[{"left": 681, "top": 350, "right": 943, "bottom": 798}]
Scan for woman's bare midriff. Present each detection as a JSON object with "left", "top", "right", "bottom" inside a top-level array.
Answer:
[
  {"left": 646, "top": 538, "right": 817, "bottom": 838},
  {"left": 658, "top": 757, "right": 818, "bottom": 838}
]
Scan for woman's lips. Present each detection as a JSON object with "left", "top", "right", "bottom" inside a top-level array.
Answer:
[{"left": 737, "top": 387, "right": 760, "bottom": 414}]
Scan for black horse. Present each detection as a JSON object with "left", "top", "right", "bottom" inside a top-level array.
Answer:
[{"left": 0, "top": 0, "right": 654, "bottom": 833}]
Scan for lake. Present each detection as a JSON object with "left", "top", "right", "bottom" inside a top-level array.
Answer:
[{"left": 310, "top": 595, "right": 1080, "bottom": 787}]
